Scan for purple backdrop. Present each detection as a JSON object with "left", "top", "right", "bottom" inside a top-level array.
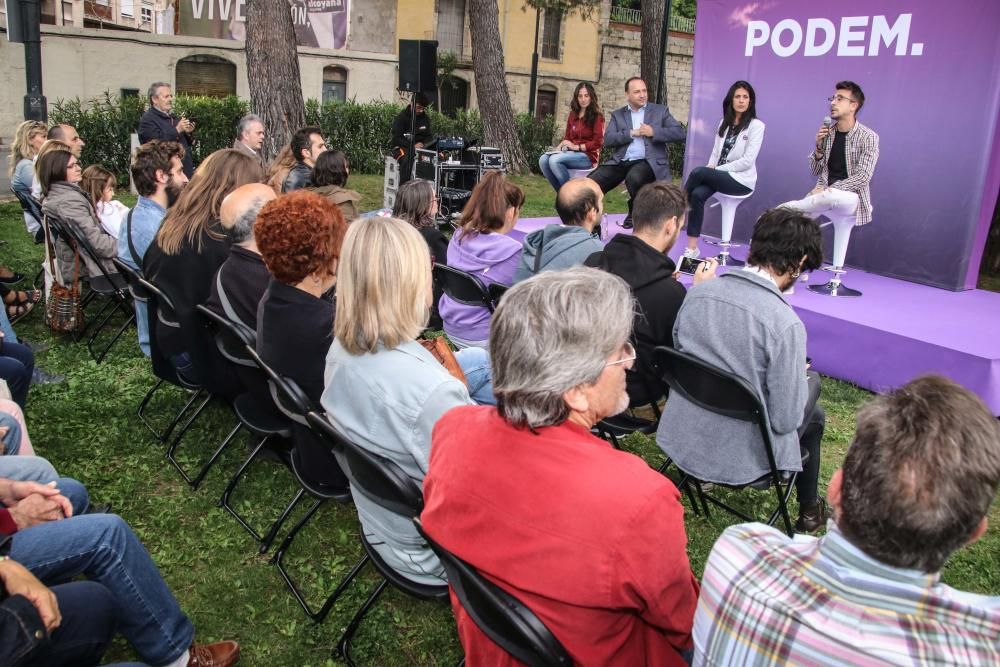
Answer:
[{"left": 685, "top": 0, "right": 1000, "bottom": 290}]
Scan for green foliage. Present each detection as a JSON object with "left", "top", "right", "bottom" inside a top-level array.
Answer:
[
  {"left": 50, "top": 93, "right": 247, "bottom": 184},
  {"left": 524, "top": 0, "right": 602, "bottom": 20},
  {"left": 172, "top": 95, "right": 249, "bottom": 164},
  {"left": 305, "top": 98, "right": 401, "bottom": 174},
  {"left": 50, "top": 93, "right": 146, "bottom": 185},
  {"left": 516, "top": 113, "right": 557, "bottom": 174}
]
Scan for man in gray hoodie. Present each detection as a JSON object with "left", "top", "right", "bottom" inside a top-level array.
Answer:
[{"left": 513, "top": 178, "right": 605, "bottom": 283}]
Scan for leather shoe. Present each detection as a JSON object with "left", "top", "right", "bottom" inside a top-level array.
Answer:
[
  {"left": 795, "top": 499, "right": 829, "bottom": 534},
  {"left": 186, "top": 641, "right": 240, "bottom": 667}
]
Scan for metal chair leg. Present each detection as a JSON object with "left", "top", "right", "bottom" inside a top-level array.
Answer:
[
  {"left": 219, "top": 436, "right": 279, "bottom": 543},
  {"left": 138, "top": 382, "right": 202, "bottom": 443},
  {"left": 88, "top": 304, "right": 134, "bottom": 363},
  {"left": 161, "top": 392, "right": 216, "bottom": 485},
  {"left": 334, "top": 579, "right": 389, "bottom": 666},
  {"left": 259, "top": 487, "right": 305, "bottom": 554},
  {"left": 166, "top": 415, "right": 240, "bottom": 489}
]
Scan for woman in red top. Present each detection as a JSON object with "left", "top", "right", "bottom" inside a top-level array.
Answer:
[{"left": 538, "top": 82, "right": 605, "bottom": 192}]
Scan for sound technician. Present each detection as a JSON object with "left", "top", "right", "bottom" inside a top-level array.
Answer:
[
  {"left": 391, "top": 92, "right": 434, "bottom": 185},
  {"left": 779, "top": 81, "right": 879, "bottom": 227}
]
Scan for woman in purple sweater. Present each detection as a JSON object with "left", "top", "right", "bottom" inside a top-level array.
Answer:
[{"left": 439, "top": 171, "right": 525, "bottom": 349}]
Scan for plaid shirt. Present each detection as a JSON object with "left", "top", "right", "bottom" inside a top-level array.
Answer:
[
  {"left": 808, "top": 121, "right": 879, "bottom": 225},
  {"left": 693, "top": 522, "right": 1000, "bottom": 666}
]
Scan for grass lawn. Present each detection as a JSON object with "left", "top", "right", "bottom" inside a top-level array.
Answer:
[{"left": 1, "top": 174, "right": 998, "bottom": 666}]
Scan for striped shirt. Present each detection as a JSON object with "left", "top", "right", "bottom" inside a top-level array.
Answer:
[
  {"left": 694, "top": 522, "right": 1000, "bottom": 666},
  {"left": 809, "top": 121, "right": 879, "bottom": 225}
]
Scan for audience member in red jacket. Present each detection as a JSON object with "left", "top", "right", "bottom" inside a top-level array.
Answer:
[{"left": 422, "top": 266, "right": 699, "bottom": 666}]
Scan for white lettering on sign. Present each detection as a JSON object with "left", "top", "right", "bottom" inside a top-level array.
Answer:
[{"left": 745, "top": 14, "right": 923, "bottom": 57}]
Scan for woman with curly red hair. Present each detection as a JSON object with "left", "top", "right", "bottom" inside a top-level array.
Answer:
[{"left": 255, "top": 190, "right": 349, "bottom": 490}]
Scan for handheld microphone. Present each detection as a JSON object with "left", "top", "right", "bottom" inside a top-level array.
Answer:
[{"left": 823, "top": 115, "right": 834, "bottom": 128}]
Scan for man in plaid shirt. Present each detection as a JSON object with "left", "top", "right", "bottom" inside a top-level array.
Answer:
[
  {"left": 781, "top": 81, "right": 879, "bottom": 226},
  {"left": 693, "top": 375, "right": 1000, "bottom": 666}
]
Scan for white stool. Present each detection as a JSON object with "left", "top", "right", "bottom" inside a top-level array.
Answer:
[
  {"left": 568, "top": 168, "right": 594, "bottom": 180},
  {"left": 704, "top": 191, "right": 753, "bottom": 267},
  {"left": 808, "top": 212, "right": 863, "bottom": 297}
]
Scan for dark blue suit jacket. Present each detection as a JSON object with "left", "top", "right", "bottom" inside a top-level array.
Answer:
[{"left": 602, "top": 103, "right": 686, "bottom": 181}]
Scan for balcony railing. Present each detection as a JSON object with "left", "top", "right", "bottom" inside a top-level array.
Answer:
[{"left": 609, "top": 5, "right": 695, "bottom": 33}]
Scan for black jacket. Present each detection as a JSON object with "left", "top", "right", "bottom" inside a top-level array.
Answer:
[
  {"left": 585, "top": 234, "right": 686, "bottom": 406},
  {"left": 282, "top": 162, "right": 313, "bottom": 193},
  {"left": 1, "top": 593, "right": 47, "bottom": 666},
  {"left": 138, "top": 107, "right": 194, "bottom": 177},
  {"left": 391, "top": 106, "right": 433, "bottom": 150},
  {"left": 205, "top": 246, "right": 272, "bottom": 330}
]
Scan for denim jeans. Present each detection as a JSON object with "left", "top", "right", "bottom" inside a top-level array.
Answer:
[
  {"left": 10, "top": 514, "right": 195, "bottom": 666},
  {"left": 134, "top": 301, "right": 151, "bottom": 357},
  {"left": 0, "top": 304, "right": 18, "bottom": 344},
  {"left": 0, "top": 340, "right": 34, "bottom": 408},
  {"left": 0, "top": 456, "right": 89, "bottom": 516},
  {"left": 539, "top": 151, "right": 594, "bottom": 191},
  {"left": 455, "top": 347, "right": 496, "bottom": 406},
  {"left": 0, "top": 411, "right": 23, "bottom": 455},
  {"left": 27, "top": 581, "right": 120, "bottom": 667}
]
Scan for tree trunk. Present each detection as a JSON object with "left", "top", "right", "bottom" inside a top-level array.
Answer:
[
  {"left": 468, "top": 0, "right": 528, "bottom": 174},
  {"left": 245, "top": 0, "right": 305, "bottom": 162},
  {"left": 641, "top": 0, "right": 666, "bottom": 101}
]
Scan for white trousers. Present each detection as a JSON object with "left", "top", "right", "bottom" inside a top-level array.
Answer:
[{"left": 780, "top": 187, "right": 859, "bottom": 221}]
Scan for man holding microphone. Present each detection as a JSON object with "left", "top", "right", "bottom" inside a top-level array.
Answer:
[
  {"left": 779, "top": 81, "right": 879, "bottom": 227},
  {"left": 139, "top": 82, "right": 196, "bottom": 178}
]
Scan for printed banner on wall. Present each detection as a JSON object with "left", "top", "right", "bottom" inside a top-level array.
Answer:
[
  {"left": 178, "top": 0, "right": 349, "bottom": 49},
  {"left": 685, "top": 0, "right": 1000, "bottom": 290}
]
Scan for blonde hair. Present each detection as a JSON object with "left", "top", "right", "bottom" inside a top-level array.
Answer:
[
  {"left": 81, "top": 165, "right": 115, "bottom": 207},
  {"left": 334, "top": 217, "right": 431, "bottom": 355},
  {"left": 156, "top": 148, "right": 263, "bottom": 255},
  {"left": 266, "top": 144, "right": 295, "bottom": 194},
  {"left": 33, "top": 139, "right": 71, "bottom": 182},
  {"left": 8, "top": 120, "right": 47, "bottom": 177}
]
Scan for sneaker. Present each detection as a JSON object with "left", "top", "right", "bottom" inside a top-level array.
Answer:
[
  {"left": 795, "top": 499, "right": 829, "bottom": 534},
  {"left": 30, "top": 368, "right": 65, "bottom": 386},
  {"left": 683, "top": 247, "right": 701, "bottom": 259},
  {"left": 186, "top": 641, "right": 240, "bottom": 667}
]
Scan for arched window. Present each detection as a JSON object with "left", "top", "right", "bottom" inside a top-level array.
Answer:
[
  {"left": 175, "top": 55, "right": 236, "bottom": 97},
  {"left": 323, "top": 66, "right": 348, "bottom": 104}
]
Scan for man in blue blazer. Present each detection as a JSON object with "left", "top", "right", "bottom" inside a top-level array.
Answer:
[{"left": 589, "top": 77, "right": 687, "bottom": 228}]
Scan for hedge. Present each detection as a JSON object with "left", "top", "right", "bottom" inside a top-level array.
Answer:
[{"left": 49, "top": 93, "right": 683, "bottom": 181}]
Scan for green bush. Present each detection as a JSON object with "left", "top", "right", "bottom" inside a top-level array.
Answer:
[
  {"left": 50, "top": 93, "right": 678, "bottom": 179},
  {"left": 51, "top": 93, "right": 247, "bottom": 183}
]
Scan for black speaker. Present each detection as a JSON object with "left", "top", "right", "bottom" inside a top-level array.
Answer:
[{"left": 399, "top": 39, "right": 438, "bottom": 93}]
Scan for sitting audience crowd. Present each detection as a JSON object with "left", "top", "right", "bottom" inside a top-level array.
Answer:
[{"left": 4, "top": 109, "right": 998, "bottom": 667}]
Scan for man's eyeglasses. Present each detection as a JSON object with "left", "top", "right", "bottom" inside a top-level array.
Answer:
[
  {"left": 828, "top": 95, "right": 856, "bottom": 104},
  {"left": 605, "top": 341, "right": 637, "bottom": 368}
]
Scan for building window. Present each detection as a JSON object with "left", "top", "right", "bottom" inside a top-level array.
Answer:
[
  {"left": 439, "top": 76, "right": 469, "bottom": 117},
  {"left": 322, "top": 66, "right": 348, "bottom": 104},
  {"left": 61, "top": 1, "right": 73, "bottom": 23},
  {"left": 140, "top": 6, "right": 151, "bottom": 23},
  {"left": 535, "top": 87, "right": 556, "bottom": 121},
  {"left": 121, "top": 0, "right": 133, "bottom": 16},
  {"left": 437, "top": 0, "right": 466, "bottom": 58},
  {"left": 176, "top": 55, "right": 237, "bottom": 97},
  {"left": 541, "top": 10, "right": 562, "bottom": 60}
]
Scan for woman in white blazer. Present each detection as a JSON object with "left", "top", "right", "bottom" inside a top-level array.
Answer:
[{"left": 682, "top": 80, "right": 765, "bottom": 257}]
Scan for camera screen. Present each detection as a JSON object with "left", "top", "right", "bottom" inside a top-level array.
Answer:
[{"left": 677, "top": 256, "right": 706, "bottom": 275}]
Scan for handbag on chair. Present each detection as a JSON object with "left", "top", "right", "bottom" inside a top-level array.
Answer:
[
  {"left": 43, "top": 221, "right": 86, "bottom": 334},
  {"left": 419, "top": 336, "right": 467, "bottom": 385}
]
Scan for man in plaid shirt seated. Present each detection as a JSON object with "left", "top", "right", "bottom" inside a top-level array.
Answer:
[
  {"left": 693, "top": 375, "right": 1000, "bottom": 666},
  {"left": 780, "top": 80, "right": 879, "bottom": 227}
]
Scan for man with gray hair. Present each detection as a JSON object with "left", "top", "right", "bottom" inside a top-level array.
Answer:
[
  {"left": 694, "top": 375, "right": 1000, "bottom": 665},
  {"left": 422, "top": 266, "right": 700, "bottom": 666},
  {"left": 233, "top": 113, "right": 266, "bottom": 169},
  {"left": 204, "top": 183, "right": 276, "bottom": 329},
  {"left": 138, "top": 82, "right": 195, "bottom": 177}
]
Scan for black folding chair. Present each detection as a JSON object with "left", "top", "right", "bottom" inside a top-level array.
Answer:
[
  {"left": 242, "top": 349, "right": 353, "bottom": 618},
  {"left": 654, "top": 345, "right": 797, "bottom": 536},
  {"left": 433, "top": 263, "right": 494, "bottom": 313},
  {"left": 414, "top": 518, "right": 573, "bottom": 667},
  {"left": 306, "top": 413, "right": 450, "bottom": 665},
  {"left": 487, "top": 282, "right": 509, "bottom": 309},
  {"left": 10, "top": 188, "right": 45, "bottom": 243},
  {"left": 51, "top": 216, "right": 134, "bottom": 361},
  {"left": 138, "top": 276, "right": 218, "bottom": 483}
]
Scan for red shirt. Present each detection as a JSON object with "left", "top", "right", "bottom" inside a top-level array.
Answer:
[
  {"left": 422, "top": 406, "right": 699, "bottom": 667},
  {"left": 562, "top": 112, "right": 605, "bottom": 166}
]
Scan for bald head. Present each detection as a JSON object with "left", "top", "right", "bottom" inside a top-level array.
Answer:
[
  {"left": 220, "top": 183, "right": 276, "bottom": 247},
  {"left": 48, "top": 124, "right": 84, "bottom": 157},
  {"left": 555, "top": 177, "right": 604, "bottom": 230}
]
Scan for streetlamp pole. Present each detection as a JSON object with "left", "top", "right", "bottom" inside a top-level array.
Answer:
[{"left": 528, "top": 8, "right": 541, "bottom": 117}]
